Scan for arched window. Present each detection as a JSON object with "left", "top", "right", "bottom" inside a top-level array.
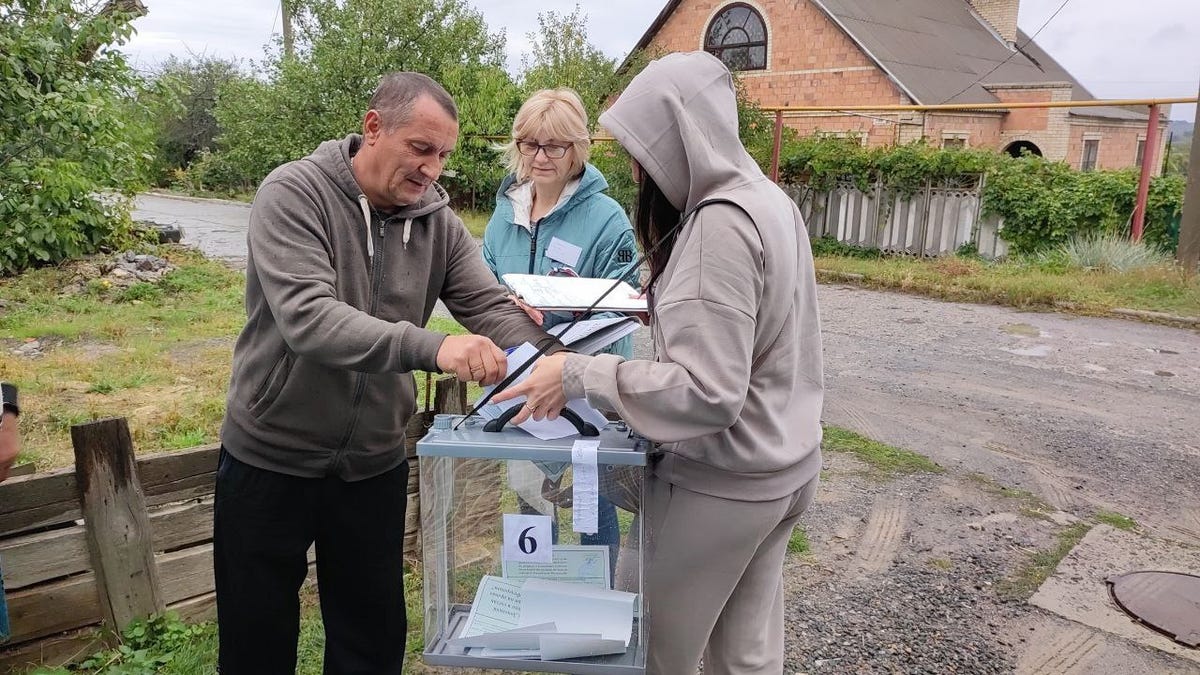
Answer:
[{"left": 704, "top": 3, "right": 767, "bottom": 71}]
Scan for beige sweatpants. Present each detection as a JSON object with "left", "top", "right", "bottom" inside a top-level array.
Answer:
[{"left": 643, "top": 473, "right": 819, "bottom": 675}]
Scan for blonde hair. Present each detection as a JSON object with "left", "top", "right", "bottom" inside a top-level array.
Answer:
[{"left": 502, "top": 88, "right": 591, "bottom": 182}]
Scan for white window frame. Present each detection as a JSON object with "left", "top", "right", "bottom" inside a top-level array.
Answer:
[{"left": 941, "top": 131, "right": 970, "bottom": 149}]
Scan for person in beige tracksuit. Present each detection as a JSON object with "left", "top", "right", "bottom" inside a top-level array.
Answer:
[{"left": 495, "top": 51, "right": 824, "bottom": 674}]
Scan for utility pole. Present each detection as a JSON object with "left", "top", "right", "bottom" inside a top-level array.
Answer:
[
  {"left": 281, "top": 0, "right": 295, "bottom": 60},
  {"left": 1179, "top": 81, "right": 1200, "bottom": 272}
]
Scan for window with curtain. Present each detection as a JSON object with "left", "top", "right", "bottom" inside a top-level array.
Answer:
[{"left": 704, "top": 4, "right": 767, "bottom": 71}]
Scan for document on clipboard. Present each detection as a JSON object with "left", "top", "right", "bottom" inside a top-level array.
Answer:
[
  {"left": 502, "top": 274, "right": 647, "bottom": 313},
  {"left": 546, "top": 316, "right": 640, "bottom": 356}
]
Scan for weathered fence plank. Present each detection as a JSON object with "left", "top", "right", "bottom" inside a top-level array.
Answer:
[
  {"left": 150, "top": 499, "right": 214, "bottom": 553},
  {"left": 5, "top": 573, "right": 101, "bottom": 645},
  {"left": 0, "top": 525, "right": 89, "bottom": 591},
  {"left": 71, "top": 418, "right": 165, "bottom": 631},
  {"left": 0, "top": 469, "right": 80, "bottom": 536}
]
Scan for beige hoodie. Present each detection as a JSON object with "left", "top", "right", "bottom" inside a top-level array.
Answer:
[{"left": 562, "top": 51, "right": 824, "bottom": 501}]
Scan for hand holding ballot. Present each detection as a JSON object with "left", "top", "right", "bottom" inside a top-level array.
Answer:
[
  {"left": 479, "top": 342, "right": 607, "bottom": 440},
  {"left": 492, "top": 352, "right": 568, "bottom": 425},
  {"left": 437, "top": 334, "right": 508, "bottom": 386}
]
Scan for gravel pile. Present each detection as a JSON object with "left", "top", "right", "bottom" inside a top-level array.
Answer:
[{"left": 785, "top": 562, "right": 1018, "bottom": 674}]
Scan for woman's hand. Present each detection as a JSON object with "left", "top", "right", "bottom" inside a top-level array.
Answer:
[
  {"left": 493, "top": 352, "right": 569, "bottom": 423},
  {"left": 508, "top": 294, "right": 544, "bottom": 326}
]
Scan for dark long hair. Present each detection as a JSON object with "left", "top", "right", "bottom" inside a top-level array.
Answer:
[{"left": 634, "top": 173, "right": 682, "bottom": 302}]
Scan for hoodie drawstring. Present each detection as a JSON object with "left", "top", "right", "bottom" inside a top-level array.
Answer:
[
  {"left": 402, "top": 218, "right": 412, "bottom": 250},
  {"left": 358, "top": 195, "right": 373, "bottom": 260}
]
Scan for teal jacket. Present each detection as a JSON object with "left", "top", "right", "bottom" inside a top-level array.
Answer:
[{"left": 482, "top": 163, "right": 640, "bottom": 358}]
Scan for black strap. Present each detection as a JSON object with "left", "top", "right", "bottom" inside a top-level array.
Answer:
[{"left": 455, "top": 197, "right": 738, "bottom": 428}]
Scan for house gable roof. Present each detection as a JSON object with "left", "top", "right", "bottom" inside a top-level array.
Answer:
[{"left": 626, "top": 0, "right": 1148, "bottom": 121}]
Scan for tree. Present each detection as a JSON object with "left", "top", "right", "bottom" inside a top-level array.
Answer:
[
  {"left": 211, "top": 0, "right": 515, "bottom": 202},
  {"left": 144, "top": 54, "right": 245, "bottom": 185},
  {"left": 0, "top": 0, "right": 155, "bottom": 274},
  {"left": 519, "top": 5, "right": 618, "bottom": 127}
]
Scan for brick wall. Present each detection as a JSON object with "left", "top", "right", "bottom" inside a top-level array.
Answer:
[
  {"left": 967, "top": 0, "right": 1019, "bottom": 43},
  {"left": 639, "top": 0, "right": 1156, "bottom": 170},
  {"left": 990, "top": 84, "right": 1073, "bottom": 161},
  {"left": 1067, "top": 120, "right": 1168, "bottom": 172},
  {"left": 922, "top": 112, "right": 1005, "bottom": 149},
  {"left": 648, "top": 0, "right": 911, "bottom": 109}
]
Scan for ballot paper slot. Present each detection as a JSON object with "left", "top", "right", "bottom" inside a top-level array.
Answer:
[
  {"left": 418, "top": 417, "right": 650, "bottom": 673},
  {"left": 421, "top": 415, "right": 651, "bottom": 466},
  {"left": 425, "top": 605, "right": 644, "bottom": 673}
]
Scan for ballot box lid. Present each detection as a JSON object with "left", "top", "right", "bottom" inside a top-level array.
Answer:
[{"left": 416, "top": 415, "right": 649, "bottom": 466}]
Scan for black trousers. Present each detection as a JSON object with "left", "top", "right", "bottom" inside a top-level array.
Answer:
[{"left": 213, "top": 447, "right": 409, "bottom": 674}]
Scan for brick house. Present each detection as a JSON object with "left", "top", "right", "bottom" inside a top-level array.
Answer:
[{"left": 626, "top": 0, "right": 1168, "bottom": 171}]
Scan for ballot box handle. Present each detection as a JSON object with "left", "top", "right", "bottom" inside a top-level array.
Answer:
[{"left": 482, "top": 406, "right": 600, "bottom": 437}]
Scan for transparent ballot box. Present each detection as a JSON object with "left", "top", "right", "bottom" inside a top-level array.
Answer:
[{"left": 417, "top": 413, "right": 650, "bottom": 674}]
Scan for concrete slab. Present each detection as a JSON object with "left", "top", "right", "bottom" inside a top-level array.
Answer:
[{"left": 1030, "top": 524, "right": 1200, "bottom": 664}]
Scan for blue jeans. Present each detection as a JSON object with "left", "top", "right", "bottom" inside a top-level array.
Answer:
[{"left": 1, "top": 558, "right": 10, "bottom": 643}]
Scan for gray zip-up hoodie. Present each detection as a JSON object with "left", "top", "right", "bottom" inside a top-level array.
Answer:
[
  {"left": 563, "top": 51, "right": 824, "bottom": 501},
  {"left": 222, "top": 134, "right": 559, "bottom": 480}
]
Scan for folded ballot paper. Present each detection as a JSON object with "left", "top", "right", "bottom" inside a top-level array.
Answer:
[
  {"left": 502, "top": 273, "right": 647, "bottom": 313},
  {"left": 476, "top": 342, "right": 609, "bottom": 441},
  {"left": 450, "top": 575, "right": 635, "bottom": 661},
  {"left": 547, "top": 316, "right": 641, "bottom": 356}
]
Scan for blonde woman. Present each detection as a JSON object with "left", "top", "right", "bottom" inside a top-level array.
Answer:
[{"left": 482, "top": 89, "right": 639, "bottom": 571}]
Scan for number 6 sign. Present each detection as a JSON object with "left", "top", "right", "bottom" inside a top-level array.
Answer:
[{"left": 502, "top": 513, "right": 553, "bottom": 563}]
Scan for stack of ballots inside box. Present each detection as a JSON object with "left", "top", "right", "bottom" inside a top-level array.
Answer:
[{"left": 448, "top": 574, "right": 636, "bottom": 660}]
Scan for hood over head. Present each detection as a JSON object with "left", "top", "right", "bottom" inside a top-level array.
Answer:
[{"left": 599, "top": 51, "right": 765, "bottom": 214}]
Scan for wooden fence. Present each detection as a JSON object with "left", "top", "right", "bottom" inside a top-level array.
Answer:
[{"left": 0, "top": 376, "right": 486, "bottom": 673}]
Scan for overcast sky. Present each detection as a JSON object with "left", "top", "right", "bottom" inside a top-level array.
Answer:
[{"left": 120, "top": 0, "right": 1199, "bottom": 123}]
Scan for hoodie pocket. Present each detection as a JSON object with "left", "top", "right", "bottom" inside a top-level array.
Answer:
[{"left": 249, "top": 352, "right": 294, "bottom": 418}]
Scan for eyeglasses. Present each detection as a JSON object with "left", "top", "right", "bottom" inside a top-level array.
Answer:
[{"left": 516, "top": 140, "right": 570, "bottom": 159}]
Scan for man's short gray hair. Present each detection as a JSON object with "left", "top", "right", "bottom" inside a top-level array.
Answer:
[{"left": 368, "top": 72, "right": 458, "bottom": 130}]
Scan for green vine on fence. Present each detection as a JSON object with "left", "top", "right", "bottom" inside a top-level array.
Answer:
[{"left": 778, "top": 138, "right": 1185, "bottom": 255}]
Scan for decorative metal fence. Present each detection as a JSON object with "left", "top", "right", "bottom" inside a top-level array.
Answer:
[{"left": 784, "top": 176, "right": 1008, "bottom": 259}]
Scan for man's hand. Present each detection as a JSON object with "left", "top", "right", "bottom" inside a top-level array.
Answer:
[
  {"left": 436, "top": 335, "right": 508, "bottom": 386},
  {"left": 492, "top": 352, "right": 569, "bottom": 423},
  {"left": 0, "top": 411, "right": 20, "bottom": 483}
]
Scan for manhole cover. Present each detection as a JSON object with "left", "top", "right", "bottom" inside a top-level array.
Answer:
[{"left": 1107, "top": 571, "right": 1200, "bottom": 647}]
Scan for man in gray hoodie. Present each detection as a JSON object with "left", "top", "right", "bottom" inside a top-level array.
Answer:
[
  {"left": 495, "top": 52, "right": 823, "bottom": 674},
  {"left": 214, "top": 72, "right": 561, "bottom": 673}
]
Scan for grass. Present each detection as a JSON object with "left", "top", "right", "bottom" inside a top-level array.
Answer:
[
  {"left": 822, "top": 425, "right": 943, "bottom": 477},
  {"left": 459, "top": 210, "right": 490, "bottom": 238},
  {"left": 787, "top": 526, "right": 811, "bottom": 555},
  {"left": 0, "top": 248, "right": 246, "bottom": 469},
  {"left": 813, "top": 249, "right": 1200, "bottom": 319},
  {"left": 965, "top": 473, "right": 1055, "bottom": 520},
  {"left": 996, "top": 522, "right": 1091, "bottom": 601},
  {"left": 1094, "top": 510, "right": 1138, "bottom": 531},
  {"left": 0, "top": 250, "right": 474, "bottom": 471}
]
